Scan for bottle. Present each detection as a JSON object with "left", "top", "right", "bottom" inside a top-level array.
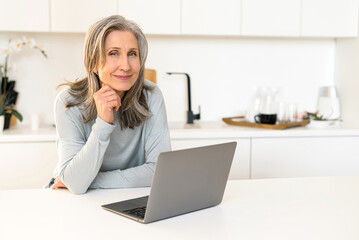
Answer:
[{"left": 246, "top": 87, "right": 265, "bottom": 123}]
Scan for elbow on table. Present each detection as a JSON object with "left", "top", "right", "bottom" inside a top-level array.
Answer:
[
  {"left": 69, "top": 187, "right": 87, "bottom": 195},
  {"left": 67, "top": 184, "right": 89, "bottom": 195},
  {"left": 60, "top": 171, "right": 90, "bottom": 195}
]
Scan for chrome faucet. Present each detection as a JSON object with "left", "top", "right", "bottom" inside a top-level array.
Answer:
[{"left": 166, "top": 72, "right": 201, "bottom": 124}]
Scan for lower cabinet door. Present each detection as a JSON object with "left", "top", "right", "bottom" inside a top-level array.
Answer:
[
  {"left": 0, "top": 142, "right": 57, "bottom": 189},
  {"left": 171, "top": 138, "right": 251, "bottom": 180},
  {"left": 251, "top": 136, "right": 359, "bottom": 178}
]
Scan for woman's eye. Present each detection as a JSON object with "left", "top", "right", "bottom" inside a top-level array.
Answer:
[
  {"left": 129, "top": 52, "right": 137, "bottom": 57},
  {"left": 109, "top": 51, "right": 118, "bottom": 56}
]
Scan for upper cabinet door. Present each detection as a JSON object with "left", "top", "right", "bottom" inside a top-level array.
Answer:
[
  {"left": 301, "top": 0, "right": 359, "bottom": 37},
  {"left": 241, "top": 0, "right": 301, "bottom": 37},
  {"left": 51, "top": 0, "right": 117, "bottom": 33},
  {"left": 0, "top": 0, "right": 49, "bottom": 32},
  {"left": 118, "top": 0, "right": 180, "bottom": 35},
  {"left": 181, "top": 0, "right": 241, "bottom": 36}
]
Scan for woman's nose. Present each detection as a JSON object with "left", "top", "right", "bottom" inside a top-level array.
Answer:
[{"left": 118, "top": 56, "right": 130, "bottom": 71}]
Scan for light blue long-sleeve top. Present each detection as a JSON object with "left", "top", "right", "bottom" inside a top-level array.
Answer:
[{"left": 53, "top": 80, "right": 171, "bottom": 194}]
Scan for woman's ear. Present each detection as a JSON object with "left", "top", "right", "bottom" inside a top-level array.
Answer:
[{"left": 93, "top": 63, "right": 99, "bottom": 75}]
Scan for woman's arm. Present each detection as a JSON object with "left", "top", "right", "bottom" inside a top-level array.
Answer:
[
  {"left": 89, "top": 86, "right": 171, "bottom": 189},
  {"left": 89, "top": 129, "right": 170, "bottom": 188},
  {"left": 54, "top": 91, "right": 116, "bottom": 194}
]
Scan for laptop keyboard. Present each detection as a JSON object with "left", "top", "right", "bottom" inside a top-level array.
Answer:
[{"left": 123, "top": 206, "right": 146, "bottom": 219}]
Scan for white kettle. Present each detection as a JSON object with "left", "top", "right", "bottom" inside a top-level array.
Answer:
[{"left": 316, "top": 86, "right": 341, "bottom": 120}]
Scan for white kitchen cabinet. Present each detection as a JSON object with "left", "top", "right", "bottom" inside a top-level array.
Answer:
[
  {"left": 0, "top": 142, "right": 57, "bottom": 189},
  {"left": 301, "top": 0, "right": 358, "bottom": 37},
  {"left": 241, "top": 0, "right": 301, "bottom": 37},
  {"left": 171, "top": 138, "right": 251, "bottom": 180},
  {"left": 181, "top": 0, "right": 241, "bottom": 36},
  {"left": 2, "top": 123, "right": 359, "bottom": 189},
  {"left": 1, "top": 0, "right": 357, "bottom": 38},
  {"left": 50, "top": 0, "right": 117, "bottom": 33},
  {"left": 251, "top": 136, "right": 359, "bottom": 179},
  {"left": 118, "top": 0, "right": 180, "bottom": 35},
  {"left": 0, "top": 0, "right": 49, "bottom": 32}
]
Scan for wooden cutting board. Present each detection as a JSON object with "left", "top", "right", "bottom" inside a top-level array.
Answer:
[{"left": 222, "top": 116, "right": 310, "bottom": 130}]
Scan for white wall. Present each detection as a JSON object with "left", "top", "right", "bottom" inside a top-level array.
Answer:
[
  {"left": 0, "top": 32, "right": 85, "bottom": 126},
  {"left": 0, "top": 32, "right": 335, "bottom": 125},
  {"left": 148, "top": 36, "right": 335, "bottom": 122},
  {"left": 335, "top": 37, "right": 359, "bottom": 125}
]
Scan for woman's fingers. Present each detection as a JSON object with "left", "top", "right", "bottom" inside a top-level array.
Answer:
[
  {"left": 113, "top": 94, "right": 122, "bottom": 111},
  {"left": 95, "top": 84, "right": 112, "bottom": 94},
  {"left": 93, "top": 85, "right": 122, "bottom": 123},
  {"left": 106, "top": 100, "right": 121, "bottom": 110},
  {"left": 95, "top": 92, "right": 121, "bottom": 111},
  {"left": 51, "top": 177, "right": 67, "bottom": 190}
]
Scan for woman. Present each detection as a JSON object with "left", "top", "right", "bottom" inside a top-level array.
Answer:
[{"left": 50, "top": 15, "right": 171, "bottom": 194}]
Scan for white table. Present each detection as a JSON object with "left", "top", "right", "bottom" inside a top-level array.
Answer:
[{"left": 1, "top": 176, "right": 359, "bottom": 240}]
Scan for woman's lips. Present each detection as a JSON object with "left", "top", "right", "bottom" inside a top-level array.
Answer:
[{"left": 113, "top": 74, "right": 132, "bottom": 80}]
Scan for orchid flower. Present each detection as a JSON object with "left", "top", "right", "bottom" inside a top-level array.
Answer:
[
  {"left": 0, "top": 36, "right": 47, "bottom": 121},
  {"left": 0, "top": 36, "right": 47, "bottom": 79}
]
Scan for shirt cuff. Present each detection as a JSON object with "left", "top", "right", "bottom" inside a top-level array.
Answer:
[{"left": 91, "top": 116, "right": 116, "bottom": 141}]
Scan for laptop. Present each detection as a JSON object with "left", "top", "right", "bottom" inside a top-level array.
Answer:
[{"left": 101, "top": 141, "right": 237, "bottom": 223}]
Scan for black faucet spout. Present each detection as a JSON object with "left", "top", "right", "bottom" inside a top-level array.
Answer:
[{"left": 167, "top": 72, "right": 201, "bottom": 124}]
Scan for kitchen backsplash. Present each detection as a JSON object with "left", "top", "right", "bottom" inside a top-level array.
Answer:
[{"left": 0, "top": 32, "right": 335, "bottom": 125}]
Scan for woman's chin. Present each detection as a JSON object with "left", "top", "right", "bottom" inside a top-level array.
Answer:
[
  {"left": 111, "top": 84, "right": 132, "bottom": 92},
  {"left": 109, "top": 85, "right": 132, "bottom": 97}
]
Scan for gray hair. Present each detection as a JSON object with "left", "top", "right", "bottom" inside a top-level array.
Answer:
[{"left": 61, "top": 15, "right": 153, "bottom": 129}]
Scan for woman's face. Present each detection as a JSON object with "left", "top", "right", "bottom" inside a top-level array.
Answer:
[{"left": 95, "top": 30, "right": 140, "bottom": 96}]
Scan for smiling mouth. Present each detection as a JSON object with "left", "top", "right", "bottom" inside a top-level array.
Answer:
[{"left": 114, "top": 75, "right": 132, "bottom": 80}]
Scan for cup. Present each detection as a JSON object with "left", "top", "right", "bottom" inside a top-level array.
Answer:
[
  {"left": 30, "top": 114, "right": 40, "bottom": 131},
  {"left": 277, "top": 101, "right": 287, "bottom": 122},
  {"left": 254, "top": 113, "right": 277, "bottom": 125},
  {"left": 287, "top": 103, "right": 298, "bottom": 122},
  {"left": 277, "top": 102, "right": 298, "bottom": 122}
]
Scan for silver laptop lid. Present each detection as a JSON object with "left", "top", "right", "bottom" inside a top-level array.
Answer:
[{"left": 144, "top": 141, "right": 237, "bottom": 223}]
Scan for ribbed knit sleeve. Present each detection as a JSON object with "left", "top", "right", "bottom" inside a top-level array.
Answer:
[{"left": 54, "top": 90, "right": 116, "bottom": 194}]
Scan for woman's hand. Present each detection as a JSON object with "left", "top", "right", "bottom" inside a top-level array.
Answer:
[
  {"left": 51, "top": 177, "right": 68, "bottom": 190},
  {"left": 93, "top": 85, "right": 122, "bottom": 124}
]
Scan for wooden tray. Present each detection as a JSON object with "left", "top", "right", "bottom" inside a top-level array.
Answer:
[{"left": 222, "top": 116, "right": 310, "bottom": 130}]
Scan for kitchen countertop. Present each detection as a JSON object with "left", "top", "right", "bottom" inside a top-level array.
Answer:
[
  {"left": 168, "top": 121, "right": 359, "bottom": 138},
  {"left": 1, "top": 121, "right": 359, "bottom": 143}
]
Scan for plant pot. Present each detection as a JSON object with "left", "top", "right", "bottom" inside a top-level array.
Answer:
[{"left": 4, "top": 112, "right": 11, "bottom": 130}]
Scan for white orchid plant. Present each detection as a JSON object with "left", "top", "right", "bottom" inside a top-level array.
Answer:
[
  {"left": 0, "top": 36, "right": 47, "bottom": 78},
  {"left": 0, "top": 36, "right": 47, "bottom": 121}
]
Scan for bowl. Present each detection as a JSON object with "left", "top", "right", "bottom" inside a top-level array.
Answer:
[{"left": 306, "top": 119, "right": 341, "bottom": 128}]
